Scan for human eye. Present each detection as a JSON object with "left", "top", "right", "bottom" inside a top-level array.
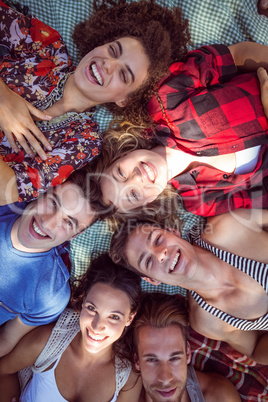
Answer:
[
  {"left": 170, "top": 356, "right": 181, "bottom": 362},
  {"left": 109, "top": 44, "right": 117, "bottom": 58},
  {"left": 146, "top": 357, "right": 158, "bottom": 363},
  {"left": 86, "top": 304, "right": 96, "bottom": 313},
  {"left": 154, "top": 234, "right": 161, "bottom": 246},
  {"left": 48, "top": 197, "right": 57, "bottom": 210},
  {"left": 118, "top": 166, "right": 126, "bottom": 180},
  {"left": 109, "top": 314, "right": 120, "bottom": 321},
  {"left": 131, "top": 189, "right": 138, "bottom": 201},
  {"left": 145, "top": 256, "right": 152, "bottom": 269},
  {"left": 64, "top": 219, "right": 74, "bottom": 231},
  {"left": 120, "top": 69, "right": 127, "bottom": 84}
]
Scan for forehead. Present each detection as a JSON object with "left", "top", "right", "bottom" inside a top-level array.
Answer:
[
  {"left": 85, "top": 282, "right": 131, "bottom": 312},
  {"left": 34, "top": 182, "right": 92, "bottom": 220},
  {"left": 137, "top": 325, "right": 185, "bottom": 355}
]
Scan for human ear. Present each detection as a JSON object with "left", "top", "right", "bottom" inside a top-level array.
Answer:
[
  {"left": 115, "top": 98, "right": 127, "bottom": 108},
  {"left": 125, "top": 312, "right": 137, "bottom": 327},
  {"left": 167, "top": 227, "right": 181, "bottom": 237},
  {"left": 134, "top": 353, "right": 141, "bottom": 371},
  {"left": 143, "top": 277, "right": 161, "bottom": 286},
  {"left": 186, "top": 341, "right": 191, "bottom": 364}
]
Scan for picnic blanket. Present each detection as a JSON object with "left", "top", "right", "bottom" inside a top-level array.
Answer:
[
  {"left": 8, "top": 1, "right": 268, "bottom": 398},
  {"left": 189, "top": 327, "right": 268, "bottom": 401}
]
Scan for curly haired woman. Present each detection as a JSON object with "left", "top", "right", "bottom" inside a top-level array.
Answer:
[{"left": 0, "top": 0, "right": 189, "bottom": 205}]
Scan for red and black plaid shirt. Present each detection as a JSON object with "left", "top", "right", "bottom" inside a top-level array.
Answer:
[{"left": 148, "top": 44, "right": 268, "bottom": 216}]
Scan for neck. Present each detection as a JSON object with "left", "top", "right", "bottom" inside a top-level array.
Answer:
[
  {"left": 163, "top": 147, "right": 194, "bottom": 179},
  {"left": 60, "top": 74, "right": 97, "bottom": 113},
  {"left": 181, "top": 245, "right": 227, "bottom": 295}
]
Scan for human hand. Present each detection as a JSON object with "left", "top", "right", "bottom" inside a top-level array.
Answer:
[
  {"left": 257, "top": 67, "right": 268, "bottom": 118},
  {"left": 0, "top": 80, "right": 52, "bottom": 160}
]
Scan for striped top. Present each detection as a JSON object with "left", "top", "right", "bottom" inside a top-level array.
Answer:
[{"left": 189, "top": 226, "right": 268, "bottom": 331}]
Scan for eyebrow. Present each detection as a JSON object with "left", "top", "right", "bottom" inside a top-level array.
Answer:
[
  {"left": 142, "top": 351, "right": 184, "bottom": 358},
  {"left": 116, "top": 40, "right": 135, "bottom": 84},
  {"left": 52, "top": 190, "right": 79, "bottom": 230},
  {"left": 137, "top": 229, "right": 155, "bottom": 269}
]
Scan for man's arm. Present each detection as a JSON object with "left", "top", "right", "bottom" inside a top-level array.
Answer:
[
  {"left": 0, "top": 159, "right": 19, "bottom": 205},
  {"left": 196, "top": 370, "right": 241, "bottom": 402},
  {"left": 228, "top": 41, "right": 268, "bottom": 72},
  {"left": 0, "top": 316, "right": 36, "bottom": 357}
]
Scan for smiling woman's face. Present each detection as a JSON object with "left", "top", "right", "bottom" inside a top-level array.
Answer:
[
  {"left": 100, "top": 148, "right": 168, "bottom": 212},
  {"left": 73, "top": 37, "right": 150, "bottom": 108},
  {"left": 79, "top": 282, "right": 134, "bottom": 354}
]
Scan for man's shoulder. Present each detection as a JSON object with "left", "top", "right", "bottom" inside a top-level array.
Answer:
[
  {"left": 0, "top": 202, "right": 26, "bottom": 218},
  {"left": 195, "top": 369, "right": 240, "bottom": 401}
]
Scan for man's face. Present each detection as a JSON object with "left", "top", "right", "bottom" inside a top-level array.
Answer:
[
  {"left": 125, "top": 225, "right": 198, "bottom": 287},
  {"left": 15, "top": 182, "right": 94, "bottom": 252},
  {"left": 135, "top": 325, "right": 191, "bottom": 402}
]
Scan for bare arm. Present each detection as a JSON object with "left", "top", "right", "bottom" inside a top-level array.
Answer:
[
  {"left": 188, "top": 296, "right": 260, "bottom": 359},
  {"left": 228, "top": 42, "right": 268, "bottom": 72},
  {"left": 0, "top": 323, "right": 53, "bottom": 402},
  {"left": 196, "top": 370, "right": 241, "bottom": 402},
  {"left": 251, "top": 332, "right": 268, "bottom": 365},
  {"left": 0, "top": 159, "right": 19, "bottom": 205},
  {"left": 117, "top": 371, "right": 143, "bottom": 402},
  {"left": 0, "top": 79, "right": 52, "bottom": 160},
  {"left": 0, "top": 316, "right": 37, "bottom": 358}
]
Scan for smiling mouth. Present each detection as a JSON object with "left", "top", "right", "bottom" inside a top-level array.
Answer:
[
  {"left": 32, "top": 219, "right": 47, "bottom": 237},
  {"left": 87, "top": 329, "right": 107, "bottom": 342},
  {"left": 141, "top": 162, "right": 156, "bottom": 183},
  {"left": 90, "top": 62, "right": 103, "bottom": 85},
  {"left": 169, "top": 250, "right": 180, "bottom": 273}
]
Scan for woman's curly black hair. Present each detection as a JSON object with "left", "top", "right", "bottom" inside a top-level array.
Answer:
[{"left": 73, "top": 0, "right": 190, "bottom": 125}]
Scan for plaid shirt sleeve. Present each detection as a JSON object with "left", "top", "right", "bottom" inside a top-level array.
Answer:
[{"left": 148, "top": 44, "right": 268, "bottom": 156}]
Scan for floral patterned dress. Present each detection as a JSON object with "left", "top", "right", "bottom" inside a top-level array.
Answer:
[{"left": 0, "top": 0, "right": 102, "bottom": 202}]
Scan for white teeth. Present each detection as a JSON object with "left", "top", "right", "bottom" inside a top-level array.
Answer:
[
  {"left": 143, "top": 163, "right": 155, "bottom": 182},
  {"left": 92, "top": 63, "right": 103, "bottom": 85},
  {"left": 169, "top": 251, "right": 180, "bottom": 272},
  {"left": 33, "top": 220, "right": 47, "bottom": 237},
  {"left": 87, "top": 329, "right": 105, "bottom": 341}
]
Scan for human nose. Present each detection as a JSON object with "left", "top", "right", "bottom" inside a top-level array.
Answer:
[
  {"left": 42, "top": 213, "right": 59, "bottom": 231},
  {"left": 91, "top": 315, "right": 106, "bottom": 333},
  {"left": 155, "top": 244, "right": 167, "bottom": 263},
  {"left": 157, "top": 362, "right": 173, "bottom": 384},
  {"left": 103, "top": 58, "right": 119, "bottom": 75}
]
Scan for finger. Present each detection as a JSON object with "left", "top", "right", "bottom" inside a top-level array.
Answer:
[
  {"left": 28, "top": 123, "right": 52, "bottom": 152},
  {"left": 4, "top": 130, "right": 19, "bottom": 153},
  {"left": 20, "top": 129, "right": 48, "bottom": 160},
  {"left": 27, "top": 102, "right": 52, "bottom": 121},
  {"left": 14, "top": 133, "right": 35, "bottom": 158},
  {"left": 257, "top": 67, "right": 268, "bottom": 85}
]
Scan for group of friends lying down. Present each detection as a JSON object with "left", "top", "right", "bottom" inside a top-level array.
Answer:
[{"left": 0, "top": 0, "right": 267, "bottom": 400}]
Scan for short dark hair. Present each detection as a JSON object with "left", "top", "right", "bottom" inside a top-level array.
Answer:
[
  {"left": 133, "top": 292, "right": 189, "bottom": 354},
  {"left": 66, "top": 168, "right": 116, "bottom": 223},
  {"left": 73, "top": 0, "right": 190, "bottom": 125}
]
